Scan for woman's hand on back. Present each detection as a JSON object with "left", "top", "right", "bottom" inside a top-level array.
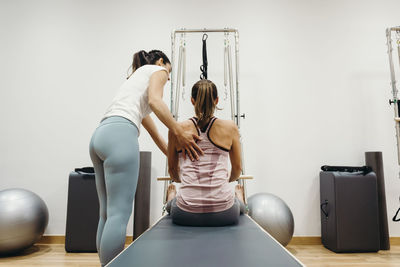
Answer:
[
  {"left": 175, "top": 126, "right": 203, "bottom": 161},
  {"left": 148, "top": 71, "right": 203, "bottom": 161}
]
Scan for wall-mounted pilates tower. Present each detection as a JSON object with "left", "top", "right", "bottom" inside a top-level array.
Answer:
[
  {"left": 386, "top": 27, "right": 400, "bottom": 166},
  {"left": 161, "top": 28, "right": 248, "bottom": 208},
  {"left": 170, "top": 28, "right": 242, "bottom": 125}
]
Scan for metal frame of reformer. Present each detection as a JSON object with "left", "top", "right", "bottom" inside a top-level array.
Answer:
[
  {"left": 162, "top": 28, "right": 249, "bottom": 207},
  {"left": 386, "top": 26, "right": 400, "bottom": 166}
]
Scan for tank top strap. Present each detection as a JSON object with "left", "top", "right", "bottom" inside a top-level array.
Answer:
[
  {"left": 205, "top": 117, "right": 217, "bottom": 134},
  {"left": 189, "top": 117, "right": 201, "bottom": 135}
]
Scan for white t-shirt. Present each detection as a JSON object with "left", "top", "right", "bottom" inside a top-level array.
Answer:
[{"left": 103, "top": 64, "right": 168, "bottom": 134}]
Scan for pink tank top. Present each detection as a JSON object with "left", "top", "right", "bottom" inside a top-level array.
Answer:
[{"left": 176, "top": 117, "right": 235, "bottom": 213}]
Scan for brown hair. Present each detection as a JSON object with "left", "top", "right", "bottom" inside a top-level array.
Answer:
[
  {"left": 127, "top": 50, "right": 170, "bottom": 79},
  {"left": 191, "top": 80, "right": 218, "bottom": 129}
]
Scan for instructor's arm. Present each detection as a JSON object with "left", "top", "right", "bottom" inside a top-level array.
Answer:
[
  {"left": 167, "top": 130, "right": 181, "bottom": 183},
  {"left": 142, "top": 115, "right": 167, "bottom": 155},
  {"left": 148, "top": 70, "right": 203, "bottom": 161}
]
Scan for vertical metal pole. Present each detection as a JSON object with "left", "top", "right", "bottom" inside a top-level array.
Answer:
[
  {"left": 388, "top": 29, "right": 398, "bottom": 99},
  {"left": 235, "top": 30, "right": 240, "bottom": 127},
  {"left": 182, "top": 34, "right": 186, "bottom": 90},
  {"left": 386, "top": 28, "right": 400, "bottom": 165},
  {"left": 174, "top": 45, "right": 183, "bottom": 118},
  {"left": 233, "top": 30, "right": 247, "bottom": 204},
  {"left": 170, "top": 31, "right": 176, "bottom": 117},
  {"left": 227, "top": 43, "right": 235, "bottom": 121},
  {"left": 163, "top": 31, "right": 176, "bottom": 206},
  {"left": 224, "top": 37, "right": 229, "bottom": 101}
]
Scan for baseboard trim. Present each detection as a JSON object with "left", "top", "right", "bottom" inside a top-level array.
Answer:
[
  {"left": 38, "top": 235, "right": 400, "bottom": 246},
  {"left": 390, "top": 237, "right": 400, "bottom": 245},
  {"left": 38, "top": 236, "right": 65, "bottom": 244},
  {"left": 38, "top": 236, "right": 133, "bottom": 245},
  {"left": 37, "top": 235, "right": 323, "bottom": 245},
  {"left": 289, "top": 237, "right": 321, "bottom": 245},
  {"left": 289, "top": 237, "right": 400, "bottom": 246}
]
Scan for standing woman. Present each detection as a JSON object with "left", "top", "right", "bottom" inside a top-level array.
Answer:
[{"left": 89, "top": 50, "right": 202, "bottom": 266}]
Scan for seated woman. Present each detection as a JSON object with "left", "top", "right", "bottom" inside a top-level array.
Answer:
[{"left": 166, "top": 79, "right": 246, "bottom": 226}]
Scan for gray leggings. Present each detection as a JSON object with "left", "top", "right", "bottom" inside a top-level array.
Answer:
[
  {"left": 89, "top": 116, "right": 140, "bottom": 266},
  {"left": 166, "top": 198, "right": 246, "bottom": 226}
]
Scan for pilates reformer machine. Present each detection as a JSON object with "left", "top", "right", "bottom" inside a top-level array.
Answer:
[{"left": 106, "top": 28, "right": 304, "bottom": 267}]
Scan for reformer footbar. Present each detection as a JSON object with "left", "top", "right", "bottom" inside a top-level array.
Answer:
[{"left": 105, "top": 28, "right": 304, "bottom": 267}]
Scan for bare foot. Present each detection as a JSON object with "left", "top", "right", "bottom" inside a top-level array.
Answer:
[
  {"left": 167, "top": 184, "right": 177, "bottom": 202},
  {"left": 235, "top": 184, "right": 245, "bottom": 203}
]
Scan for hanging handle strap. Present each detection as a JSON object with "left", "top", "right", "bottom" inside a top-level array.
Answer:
[
  {"left": 393, "top": 197, "right": 400, "bottom": 222},
  {"left": 320, "top": 200, "right": 329, "bottom": 218},
  {"left": 200, "top": 33, "right": 208, "bottom": 79},
  {"left": 393, "top": 207, "right": 400, "bottom": 222}
]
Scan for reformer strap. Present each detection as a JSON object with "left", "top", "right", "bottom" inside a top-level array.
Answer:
[{"left": 200, "top": 34, "right": 208, "bottom": 80}]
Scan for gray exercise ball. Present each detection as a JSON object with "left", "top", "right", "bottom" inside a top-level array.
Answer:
[
  {"left": 0, "top": 188, "right": 49, "bottom": 254},
  {"left": 248, "top": 192, "right": 294, "bottom": 247}
]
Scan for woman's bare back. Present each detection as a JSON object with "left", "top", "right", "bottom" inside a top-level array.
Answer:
[{"left": 176, "top": 118, "right": 236, "bottom": 151}]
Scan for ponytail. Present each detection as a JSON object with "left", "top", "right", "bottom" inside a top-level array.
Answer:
[
  {"left": 191, "top": 80, "right": 218, "bottom": 129},
  {"left": 127, "top": 50, "right": 149, "bottom": 79},
  {"left": 127, "top": 49, "right": 171, "bottom": 79}
]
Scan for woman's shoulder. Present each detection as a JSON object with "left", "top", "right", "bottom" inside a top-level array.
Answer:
[
  {"left": 213, "top": 118, "right": 238, "bottom": 131},
  {"left": 144, "top": 64, "right": 168, "bottom": 74},
  {"left": 133, "top": 64, "right": 167, "bottom": 76}
]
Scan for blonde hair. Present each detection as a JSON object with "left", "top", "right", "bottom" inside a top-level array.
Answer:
[{"left": 191, "top": 80, "right": 218, "bottom": 129}]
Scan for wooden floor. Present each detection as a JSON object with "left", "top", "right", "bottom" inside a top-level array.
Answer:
[
  {"left": 288, "top": 244, "right": 400, "bottom": 267},
  {"left": 0, "top": 243, "right": 400, "bottom": 266}
]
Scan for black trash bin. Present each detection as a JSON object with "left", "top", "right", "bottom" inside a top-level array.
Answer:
[
  {"left": 65, "top": 167, "right": 99, "bottom": 252},
  {"left": 319, "top": 167, "right": 380, "bottom": 252}
]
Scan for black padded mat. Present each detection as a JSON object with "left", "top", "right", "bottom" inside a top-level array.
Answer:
[{"left": 107, "top": 215, "right": 303, "bottom": 267}]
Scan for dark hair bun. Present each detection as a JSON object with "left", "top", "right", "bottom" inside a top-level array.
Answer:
[
  {"left": 138, "top": 50, "right": 148, "bottom": 64},
  {"left": 141, "top": 50, "right": 149, "bottom": 60}
]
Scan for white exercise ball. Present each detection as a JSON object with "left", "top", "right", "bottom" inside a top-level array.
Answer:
[
  {"left": 248, "top": 192, "right": 294, "bottom": 246},
  {"left": 0, "top": 188, "right": 49, "bottom": 254}
]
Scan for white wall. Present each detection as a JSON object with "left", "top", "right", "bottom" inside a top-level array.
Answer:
[{"left": 1, "top": 0, "right": 400, "bottom": 237}]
